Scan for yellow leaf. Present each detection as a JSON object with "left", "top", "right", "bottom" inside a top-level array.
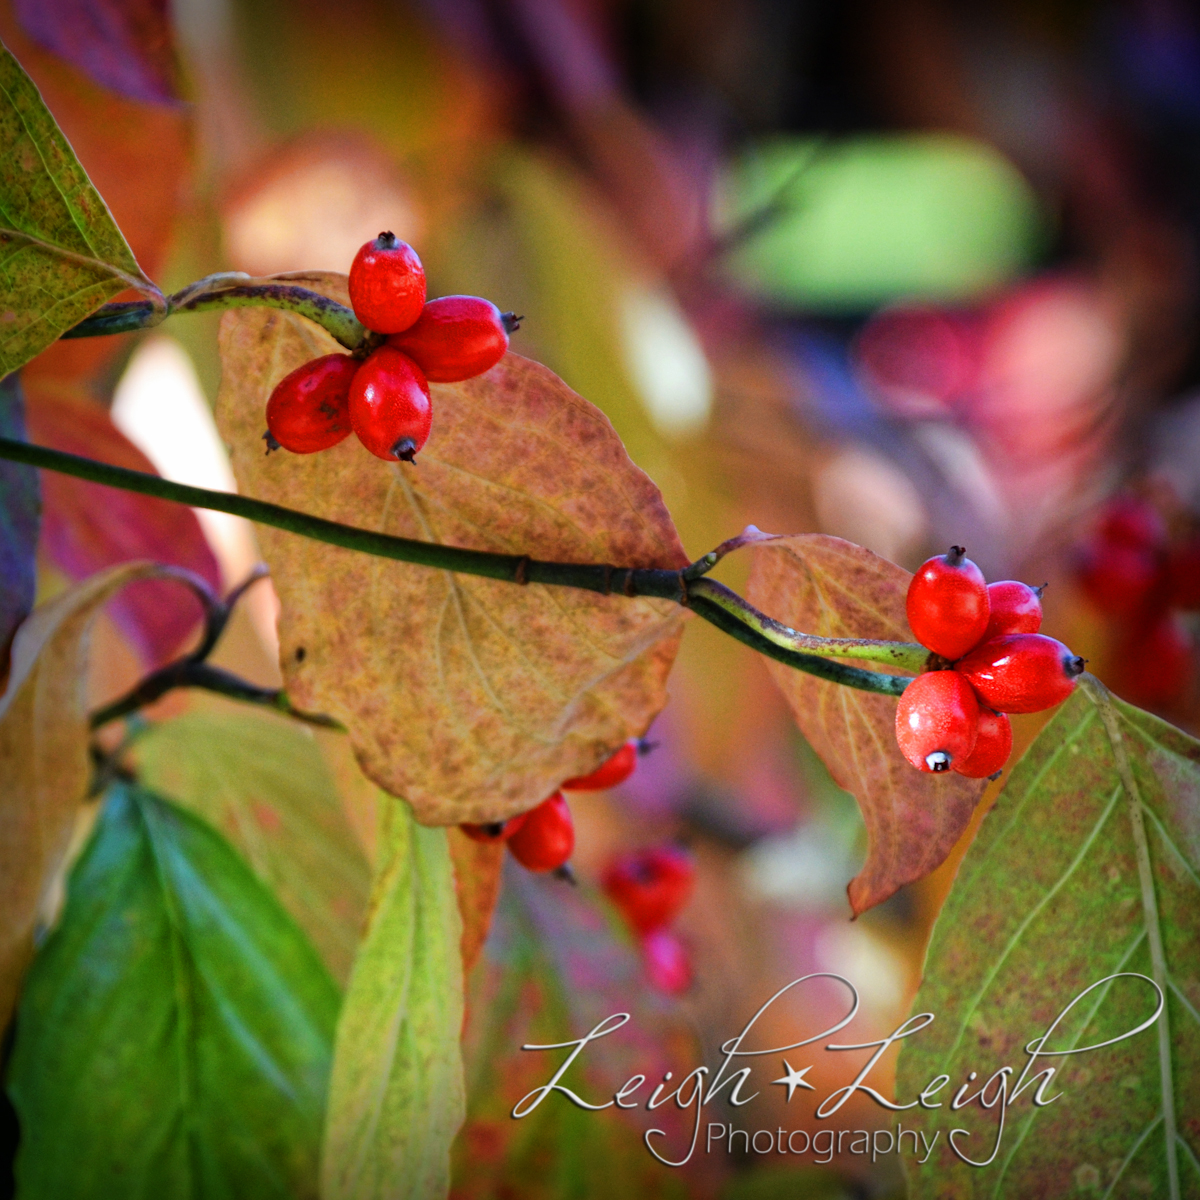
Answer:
[
  {"left": 214, "top": 274, "right": 687, "bottom": 825},
  {"left": 746, "top": 535, "right": 986, "bottom": 914},
  {"left": 0, "top": 561, "right": 170, "bottom": 1028}
]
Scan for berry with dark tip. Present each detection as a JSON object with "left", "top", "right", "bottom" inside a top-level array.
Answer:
[
  {"left": 561, "top": 739, "right": 640, "bottom": 791},
  {"left": 388, "top": 296, "right": 516, "bottom": 382},
  {"left": 906, "top": 546, "right": 991, "bottom": 661},
  {"left": 348, "top": 231, "right": 426, "bottom": 334},
  {"left": 955, "top": 633, "right": 1086, "bottom": 713},
  {"left": 264, "top": 353, "right": 357, "bottom": 453},
  {"left": 349, "top": 346, "right": 432, "bottom": 461},
  {"left": 983, "top": 580, "right": 1043, "bottom": 639},
  {"left": 507, "top": 792, "right": 575, "bottom": 872},
  {"left": 951, "top": 708, "right": 1012, "bottom": 779},
  {"left": 894, "top": 670, "right": 980, "bottom": 773}
]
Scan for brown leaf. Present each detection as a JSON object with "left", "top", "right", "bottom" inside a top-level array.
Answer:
[
  {"left": 0, "top": 561, "right": 172, "bottom": 1030},
  {"left": 746, "top": 534, "right": 986, "bottom": 914},
  {"left": 446, "top": 829, "right": 505, "bottom": 975},
  {"left": 214, "top": 273, "right": 687, "bottom": 825},
  {"left": 25, "top": 381, "right": 220, "bottom": 665}
]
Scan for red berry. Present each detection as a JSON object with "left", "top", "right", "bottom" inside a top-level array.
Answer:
[
  {"left": 1166, "top": 535, "right": 1200, "bottom": 611},
  {"left": 1076, "top": 541, "right": 1164, "bottom": 618},
  {"left": 561, "top": 740, "right": 640, "bottom": 791},
  {"left": 951, "top": 708, "right": 1012, "bottom": 778},
  {"left": 894, "top": 670, "right": 980, "bottom": 773},
  {"left": 983, "top": 580, "right": 1043, "bottom": 639},
  {"left": 264, "top": 353, "right": 356, "bottom": 453},
  {"left": 460, "top": 812, "right": 529, "bottom": 843},
  {"left": 348, "top": 231, "right": 427, "bottom": 334},
  {"left": 641, "top": 929, "right": 692, "bottom": 994},
  {"left": 349, "top": 347, "right": 433, "bottom": 461},
  {"left": 1109, "top": 615, "right": 1194, "bottom": 709},
  {"left": 388, "top": 296, "right": 516, "bottom": 382},
  {"left": 601, "top": 845, "right": 695, "bottom": 935},
  {"left": 906, "top": 546, "right": 990, "bottom": 661},
  {"left": 956, "top": 633, "right": 1085, "bottom": 713},
  {"left": 1098, "top": 495, "right": 1166, "bottom": 550},
  {"left": 507, "top": 792, "right": 575, "bottom": 872}
]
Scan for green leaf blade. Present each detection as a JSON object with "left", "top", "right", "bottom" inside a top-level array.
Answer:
[
  {"left": 0, "top": 42, "right": 158, "bottom": 375},
  {"left": 320, "top": 799, "right": 465, "bottom": 1200},
  {"left": 7, "top": 783, "right": 340, "bottom": 1200},
  {"left": 896, "top": 689, "right": 1200, "bottom": 1197}
]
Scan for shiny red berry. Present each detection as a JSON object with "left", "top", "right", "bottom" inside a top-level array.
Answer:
[
  {"left": 388, "top": 296, "right": 517, "bottom": 382},
  {"left": 460, "top": 813, "right": 530, "bottom": 843},
  {"left": 955, "top": 633, "right": 1085, "bottom": 713},
  {"left": 641, "top": 929, "right": 692, "bottom": 994},
  {"left": 264, "top": 353, "right": 356, "bottom": 453},
  {"left": 349, "top": 347, "right": 432, "bottom": 461},
  {"left": 348, "top": 231, "right": 427, "bottom": 334},
  {"left": 906, "top": 546, "right": 990, "bottom": 661},
  {"left": 951, "top": 708, "right": 1012, "bottom": 779},
  {"left": 983, "top": 580, "right": 1043, "bottom": 639},
  {"left": 561, "top": 740, "right": 640, "bottom": 791},
  {"left": 507, "top": 792, "right": 575, "bottom": 872},
  {"left": 601, "top": 845, "right": 695, "bottom": 935},
  {"left": 895, "top": 670, "right": 980, "bottom": 773}
]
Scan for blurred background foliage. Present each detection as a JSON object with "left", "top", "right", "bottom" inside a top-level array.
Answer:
[{"left": 8, "top": 0, "right": 1200, "bottom": 1196}]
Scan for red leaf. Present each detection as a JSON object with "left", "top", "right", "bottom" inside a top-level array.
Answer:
[
  {"left": 24, "top": 382, "right": 220, "bottom": 665},
  {"left": 746, "top": 535, "right": 986, "bottom": 915}
]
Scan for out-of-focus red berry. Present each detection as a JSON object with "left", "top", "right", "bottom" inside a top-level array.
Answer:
[
  {"left": 983, "top": 580, "right": 1043, "bottom": 639},
  {"left": 1098, "top": 495, "right": 1167, "bottom": 550},
  {"left": 562, "top": 740, "right": 640, "bottom": 791},
  {"left": 1166, "top": 535, "right": 1200, "bottom": 612},
  {"left": 1109, "top": 616, "right": 1194, "bottom": 710},
  {"left": 956, "top": 634, "right": 1085, "bottom": 713},
  {"left": 895, "top": 670, "right": 980, "bottom": 772},
  {"left": 906, "top": 547, "right": 990, "bottom": 661},
  {"left": 951, "top": 709, "right": 1013, "bottom": 779},
  {"left": 507, "top": 793, "right": 574, "bottom": 872},
  {"left": 641, "top": 929, "right": 692, "bottom": 995},
  {"left": 1076, "top": 541, "right": 1165, "bottom": 618},
  {"left": 601, "top": 846, "right": 695, "bottom": 935}
]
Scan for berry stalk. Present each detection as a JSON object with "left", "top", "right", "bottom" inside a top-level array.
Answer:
[{"left": 0, "top": 436, "right": 917, "bottom": 698}]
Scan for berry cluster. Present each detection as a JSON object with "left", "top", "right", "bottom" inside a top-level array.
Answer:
[
  {"left": 601, "top": 844, "right": 696, "bottom": 995},
  {"left": 1075, "top": 494, "right": 1198, "bottom": 708},
  {"left": 896, "top": 547, "right": 1085, "bottom": 777},
  {"left": 459, "top": 738, "right": 645, "bottom": 874},
  {"left": 264, "top": 233, "right": 519, "bottom": 462}
]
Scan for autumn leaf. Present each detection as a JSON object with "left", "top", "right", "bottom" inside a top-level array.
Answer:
[
  {"left": 0, "top": 560, "right": 175, "bottom": 1031},
  {"left": 896, "top": 683, "right": 1199, "bottom": 1197},
  {"left": 25, "top": 379, "right": 221, "bottom": 664},
  {"left": 447, "top": 828, "right": 505, "bottom": 975},
  {"left": 214, "top": 273, "right": 687, "bottom": 826},
  {"left": 130, "top": 702, "right": 372, "bottom": 986},
  {"left": 8, "top": 783, "right": 339, "bottom": 1199},
  {"left": 0, "top": 373, "right": 39, "bottom": 666},
  {"left": 745, "top": 534, "right": 985, "bottom": 914},
  {"left": 0, "top": 41, "right": 160, "bottom": 376},
  {"left": 320, "top": 797, "right": 464, "bottom": 1200},
  {"left": 14, "top": 0, "right": 178, "bottom": 105}
]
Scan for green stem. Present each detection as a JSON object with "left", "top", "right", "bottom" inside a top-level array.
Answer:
[
  {"left": 0, "top": 437, "right": 914, "bottom": 697},
  {"left": 61, "top": 274, "right": 371, "bottom": 351}
]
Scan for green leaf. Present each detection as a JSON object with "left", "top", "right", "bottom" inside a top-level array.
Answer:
[
  {"left": 7, "top": 783, "right": 340, "bottom": 1200},
  {"left": 720, "top": 135, "right": 1043, "bottom": 311},
  {"left": 320, "top": 798, "right": 465, "bottom": 1200},
  {"left": 896, "top": 682, "right": 1200, "bottom": 1197},
  {"left": 0, "top": 42, "right": 160, "bottom": 375},
  {"left": 130, "top": 703, "right": 372, "bottom": 985}
]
